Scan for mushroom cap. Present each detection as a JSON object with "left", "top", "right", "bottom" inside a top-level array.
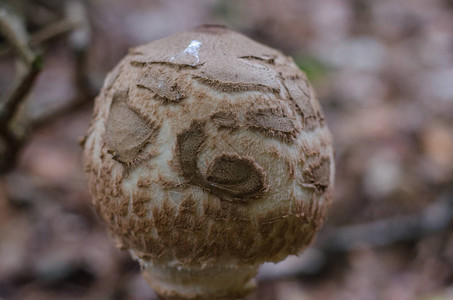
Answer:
[{"left": 83, "top": 25, "right": 334, "bottom": 299}]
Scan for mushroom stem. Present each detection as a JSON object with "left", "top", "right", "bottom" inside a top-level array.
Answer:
[{"left": 141, "top": 262, "right": 259, "bottom": 300}]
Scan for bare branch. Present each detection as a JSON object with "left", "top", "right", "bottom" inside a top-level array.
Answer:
[
  {"left": 31, "top": 0, "right": 96, "bottom": 128},
  {"left": 0, "top": 6, "right": 42, "bottom": 126},
  {"left": 0, "top": 6, "right": 42, "bottom": 173},
  {"left": 0, "top": 1, "right": 96, "bottom": 173},
  {"left": 30, "top": 18, "right": 75, "bottom": 45},
  {"left": 0, "top": 6, "right": 34, "bottom": 64},
  {"left": 0, "top": 56, "right": 42, "bottom": 125},
  {"left": 0, "top": 126, "right": 24, "bottom": 172},
  {"left": 30, "top": 90, "right": 95, "bottom": 129},
  {"left": 318, "top": 195, "right": 453, "bottom": 253}
]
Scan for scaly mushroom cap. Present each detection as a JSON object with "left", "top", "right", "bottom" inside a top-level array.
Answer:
[{"left": 83, "top": 25, "right": 334, "bottom": 299}]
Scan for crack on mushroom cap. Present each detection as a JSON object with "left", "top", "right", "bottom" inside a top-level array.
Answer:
[
  {"left": 176, "top": 121, "right": 267, "bottom": 202},
  {"left": 105, "top": 89, "right": 159, "bottom": 170}
]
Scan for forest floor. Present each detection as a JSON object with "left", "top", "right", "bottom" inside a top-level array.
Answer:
[{"left": 1, "top": 0, "right": 453, "bottom": 299}]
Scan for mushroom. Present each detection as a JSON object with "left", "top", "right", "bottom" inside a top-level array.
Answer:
[{"left": 83, "top": 25, "right": 334, "bottom": 300}]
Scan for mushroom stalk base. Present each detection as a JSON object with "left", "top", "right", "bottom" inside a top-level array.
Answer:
[{"left": 141, "top": 262, "right": 259, "bottom": 299}]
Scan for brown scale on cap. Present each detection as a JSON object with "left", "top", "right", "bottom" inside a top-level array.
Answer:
[
  {"left": 105, "top": 89, "right": 159, "bottom": 171},
  {"left": 210, "top": 111, "right": 239, "bottom": 130},
  {"left": 176, "top": 120, "right": 207, "bottom": 186},
  {"left": 303, "top": 156, "right": 331, "bottom": 191},
  {"left": 136, "top": 65, "right": 187, "bottom": 103},
  {"left": 193, "top": 75, "right": 278, "bottom": 94},
  {"left": 239, "top": 55, "right": 276, "bottom": 65},
  {"left": 176, "top": 121, "right": 267, "bottom": 202},
  {"left": 206, "top": 153, "right": 267, "bottom": 201},
  {"left": 245, "top": 108, "right": 299, "bottom": 143},
  {"left": 83, "top": 25, "right": 334, "bottom": 300}
]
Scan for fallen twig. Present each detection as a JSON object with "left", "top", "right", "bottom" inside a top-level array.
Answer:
[{"left": 318, "top": 193, "right": 453, "bottom": 252}]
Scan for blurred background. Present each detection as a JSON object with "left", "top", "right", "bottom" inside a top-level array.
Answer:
[{"left": 0, "top": 0, "right": 452, "bottom": 299}]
